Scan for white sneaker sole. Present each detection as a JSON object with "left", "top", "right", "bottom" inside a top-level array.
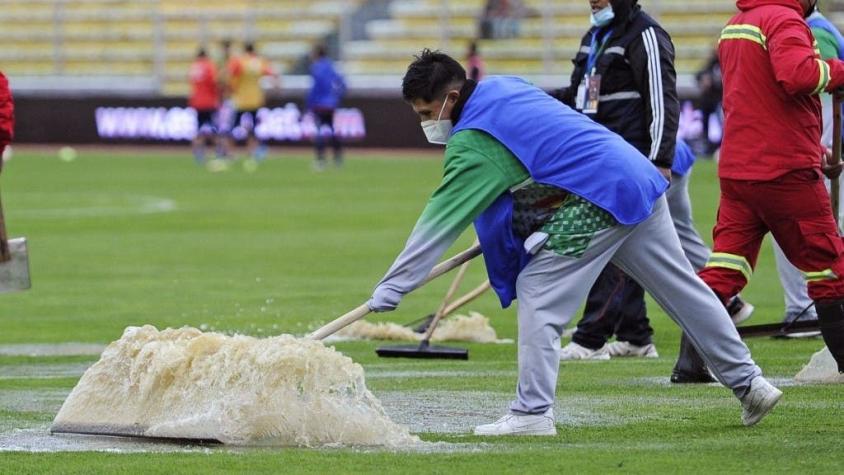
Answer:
[
  {"left": 742, "top": 388, "right": 783, "bottom": 427},
  {"left": 473, "top": 425, "right": 557, "bottom": 436}
]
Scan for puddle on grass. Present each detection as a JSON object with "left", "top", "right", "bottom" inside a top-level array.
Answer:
[{"left": 0, "top": 344, "right": 105, "bottom": 357}]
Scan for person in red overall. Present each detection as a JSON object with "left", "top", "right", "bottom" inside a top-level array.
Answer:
[
  {"left": 684, "top": 0, "right": 844, "bottom": 376},
  {"left": 0, "top": 72, "right": 13, "bottom": 163}
]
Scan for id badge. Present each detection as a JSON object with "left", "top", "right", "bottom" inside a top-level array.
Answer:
[
  {"left": 583, "top": 74, "right": 601, "bottom": 114},
  {"left": 576, "top": 80, "right": 588, "bottom": 111}
]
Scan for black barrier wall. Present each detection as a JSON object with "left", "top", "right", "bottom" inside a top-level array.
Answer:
[
  {"left": 13, "top": 95, "right": 436, "bottom": 149},
  {"left": 13, "top": 93, "right": 713, "bottom": 150}
]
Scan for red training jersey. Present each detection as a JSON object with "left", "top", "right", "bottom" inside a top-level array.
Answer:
[
  {"left": 718, "top": 0, "right": 844, "bottom": 180},
  {"left": 0, "top": 72, "right": 13, "bottom": 150},
  {"left": 188, "top": 58, "right": 219, "bottom": 111}
]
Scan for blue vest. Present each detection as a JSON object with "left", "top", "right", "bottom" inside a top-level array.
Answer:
[
  {"left": 672, "top": 138, "right": 696, "bottom": 176},
  {"left": 452, "top": 76, "right": 668, "bottom": 307},
  {"left": 808, "top": 12, "right": 844, "bottom": 60}
]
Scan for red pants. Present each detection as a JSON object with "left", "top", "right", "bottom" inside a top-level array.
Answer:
[{"left": 699, "top": 169, "right": 844, "bottom": 302}]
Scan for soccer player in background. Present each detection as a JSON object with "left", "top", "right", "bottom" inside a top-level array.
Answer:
[
  {"left": 188, "top": 48, "right": 219, "bottom": 165},
  {"left": 228, "top": 42, "right": 277, "bottom": 163},
  {"left": 367, "top": 50, "right": 780, "bottom": 435},
  {"left": 306, "top": 44, "right": 346, "bottom": 171},
  {"left": 685, "top": 0, "right": 844, "bottom": 378}
]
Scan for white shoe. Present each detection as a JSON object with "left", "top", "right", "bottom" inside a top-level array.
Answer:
[
  {"left": 740, "top": 376, "right": 783, "bottom": 426},
  {"left": 606, "top": 341, "right": 659, "bottom": 358},
  {"left": 727, "top": 296, "right": 754, "bottom": 324},
  {"left": 473, "top": 409, "right": 556, "bottom": 436},
  {"left": 559, "top": 341, "right": 610, "bottom": 360}
]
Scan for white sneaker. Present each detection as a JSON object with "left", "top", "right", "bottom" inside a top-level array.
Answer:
[
  {"left": 473, "top": 408, "right": 556, "bottom": 436},
  {"left": 740, "top": 376, "right": 783, "bottom": 426},
  {"left": 727, "top": 296, "right": 755, "bottom": 324},
  {"left": 606, "top": 341, "right": 659, "bottom": 358},
  {"left": 559, "top": 341, "right": 610, "bottom": 361}
]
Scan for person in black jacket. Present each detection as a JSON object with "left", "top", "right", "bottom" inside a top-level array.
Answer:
[{"left": 552, "top": 0, "right": 752, "bottom": 382}]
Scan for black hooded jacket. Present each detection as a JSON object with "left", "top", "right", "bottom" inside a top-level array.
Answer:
[{"left": 553, "top": 0, "right": 679, "bottom": 169}]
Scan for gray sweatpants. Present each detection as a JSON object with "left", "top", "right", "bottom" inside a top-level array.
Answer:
[
  {"left": 667, "top": 171, "right": 710, "bottom": 271},
  {"left": 511, "top": 196, "right": 762, "bottom": 414}
]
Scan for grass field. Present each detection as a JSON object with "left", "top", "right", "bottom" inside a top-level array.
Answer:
[{"left": 0, "top": 147, "right": 842, "bottom": 474}]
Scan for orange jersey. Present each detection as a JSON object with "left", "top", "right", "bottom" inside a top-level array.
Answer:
[{"left": 228, "top": 53, "right": 274, "bottom": 110}]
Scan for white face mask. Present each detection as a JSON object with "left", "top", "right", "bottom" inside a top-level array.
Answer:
[
  {"left": 420, "top": 94, "right": 454, "bottom": 145},
  {"left": 590, "top": 5, "right": 615, "bottom": 27}
]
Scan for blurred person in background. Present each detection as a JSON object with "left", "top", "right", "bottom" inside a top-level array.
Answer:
[
  {"left": 480, "top": 0, "right": 529, "bottom": 39},
  {"left": 214, "top": 39, "right": 236, "bottom": 160},
  {"left": 695, "top": 48, "right": 723, "bottom": 155},
  {"left": 769, "top": 4, "right": 844, "bottom": 336},
  {"left": 306, "top": 44, "right": 347, "bottom": 171},
  {"left": 466, "top": 41, "right": 485, "bottom": 81},
  {"left": 188, "top": 48, "right": 220, "bottom": 166},
  {"left": 552, "top": 0, "right": 752, "bottom": 379},
  {"left": 0, "top": 72, "right": 13, "bottom": 166},
  {"left": 228, "top": 42, "right": 278, "bottom": 164}
]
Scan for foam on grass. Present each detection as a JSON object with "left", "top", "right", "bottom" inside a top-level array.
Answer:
[
  {"left": 795, "top": 346, "right": 844, "bottom": 384},
  {"left": 335, "top": 312, "right": 498, "bottom": 343},
  {"left": 52, "top": 325, "right": 419, "bottom": 447}
]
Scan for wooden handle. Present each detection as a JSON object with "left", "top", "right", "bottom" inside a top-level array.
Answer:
[
  {"left": 833, "top": 92, "right": 842, "bottom": 223},
  {"left": 422, "top": 259, "right": 472, "bottom": 341},
  {"left": 308, "top": 243, "right": 483, "bottom": 340},
  {"left": 441, "top": 280, "right": 491, "bottom": 317}
]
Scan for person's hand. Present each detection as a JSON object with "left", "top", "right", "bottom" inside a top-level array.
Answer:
[
  {"left": 822, "top": 147, "right": 843, "bottom": 180},
  {"left": 657, "top": 166, "right": 672, "bottom": 183},
  {"left": 367, "top": 285, "right": 402, "bottom": 313}
]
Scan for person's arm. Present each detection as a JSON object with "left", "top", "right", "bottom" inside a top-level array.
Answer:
[
  {"left": 767, "top": 17, "right": 844, "bottom": 95},
  {"left": 628, "top": 26, "right": 680, "bottom": 172},
  {"left": 368, "top": 134, "right": 520, "bottom": 311},
  {"left": 0, "top": 73, "right": 14, "bottom": 161}
]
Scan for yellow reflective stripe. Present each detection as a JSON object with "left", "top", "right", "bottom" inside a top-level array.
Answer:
[
  {"left": 813, "top": 39, "right": 821, "bottom": 56},
  {"left": 803, "top": 269, "right": 838, "bottom": 282},
  {"left": 814, "top": 59, "right": 830, "bottom": 94},
  {"left": 720, "top": 24, "right": 767, "bottom": 49},
  {"left": 705, "top": 252, "right": 753, "bottom": 280}
]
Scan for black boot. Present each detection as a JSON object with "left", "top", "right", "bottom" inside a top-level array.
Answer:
[
  {"left": 670, "top": 333, "right": 716, "bottom": 383},
  {"left": 814, "top": 299, "right": 844, "bottom": 373}
]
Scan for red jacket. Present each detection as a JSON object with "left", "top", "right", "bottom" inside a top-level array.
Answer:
[
  {"left": 0, "top": 72, "right": 13, "bottom": 155},
  {"left": 718, "top": 0, "right": 844, "bottom": 180}
]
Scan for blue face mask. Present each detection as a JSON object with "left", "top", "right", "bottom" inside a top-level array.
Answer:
[{"left": 590, "top": 5, "right": 615, "bottom": 27}]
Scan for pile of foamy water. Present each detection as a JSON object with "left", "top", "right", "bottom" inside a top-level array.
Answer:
[
  {"left": 335, "top": 312, "right": 498, "bottom": 343},
  {"left": 795, "top": 346, "right": 844, "bottom": 384},
  {"left": 52, "top": 325, "right": 420, "bottom": 447}
]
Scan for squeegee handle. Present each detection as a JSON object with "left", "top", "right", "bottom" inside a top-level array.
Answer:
[
  {"left": 308, "top": 243, "right": 483, "bottom": 340},
  {"left": 0, "top": 192, "right": 9, "bottom": 263}
]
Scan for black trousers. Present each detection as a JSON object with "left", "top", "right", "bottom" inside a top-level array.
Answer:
[{"left": 571, "top": 262, "right": 654, "bottom": 350}]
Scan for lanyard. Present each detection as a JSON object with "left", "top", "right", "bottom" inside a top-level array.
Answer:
[{"left": 586, "top": 28, "right": 614, "bottom": 75}]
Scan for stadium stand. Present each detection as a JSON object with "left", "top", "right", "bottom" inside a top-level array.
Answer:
[
  {"left": 343, "top": 0, "right": 737, "bottom": 77},
  {"left": 2, "top": 0, "right": 360, "bottom": 95},
  {"left": 5, "top": 0, "right": 844, "bottom": 96}
]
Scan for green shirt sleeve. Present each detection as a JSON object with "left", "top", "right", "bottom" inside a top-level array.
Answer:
[{"left": 369, "top": 130, "right": 528, "bottom": 311}]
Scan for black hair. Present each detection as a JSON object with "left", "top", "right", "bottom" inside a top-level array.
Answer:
[
  {"left": 244, "top": 42, "right": 255, "bottom": 53},
  {"left": 402, "top": 49, "right": 466, "bottom": 102},
  {"left": 197, "top": 47, "right": 207, "bottom": 58},
  {"left": 314, "top": 44, "right": 327, "bottom": 58}
]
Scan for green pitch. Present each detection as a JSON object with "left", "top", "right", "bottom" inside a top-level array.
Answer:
[{"left": 0, "top": 148, "right": 841, "bottom": 474}]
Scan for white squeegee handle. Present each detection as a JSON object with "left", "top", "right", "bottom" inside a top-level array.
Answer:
[{"left": 308, "top": 243, "right": 483, "bottom": 340}]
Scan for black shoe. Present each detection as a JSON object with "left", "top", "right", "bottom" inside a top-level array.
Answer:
[
  {"left": 412, "top": 314, "right": 436, "bottom": 334},
  {"left": 670, "top": 369, "right": 717, "bottom": 384},
  {"left": 670, "top": 333, "right": 716, "bottom": 383}
]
